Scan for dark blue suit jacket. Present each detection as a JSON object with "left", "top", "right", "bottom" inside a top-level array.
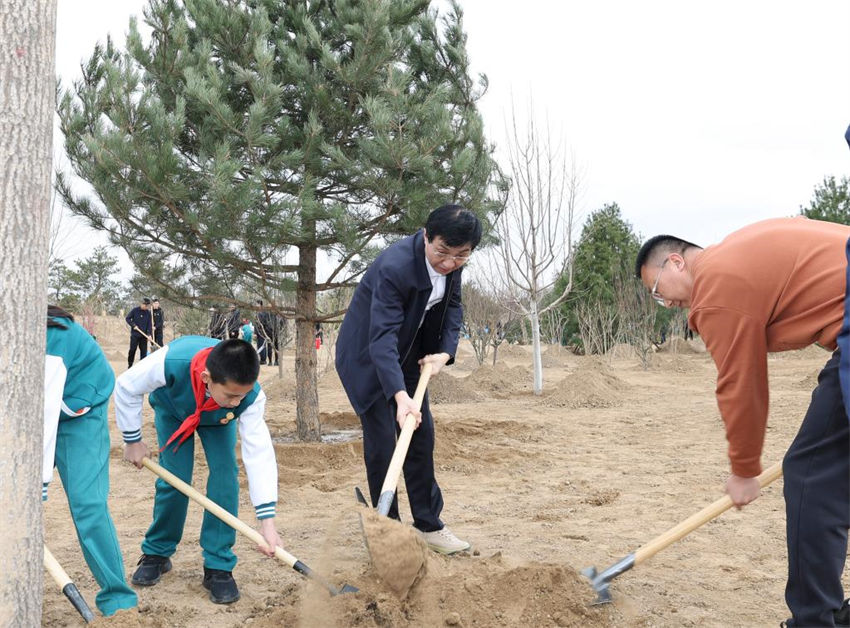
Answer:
[
  {"left": 335, "top": 230, "right": 464, "bottom": 415},
  {"left": 126, "top": 306, "right": 152, "bottom": 337}
]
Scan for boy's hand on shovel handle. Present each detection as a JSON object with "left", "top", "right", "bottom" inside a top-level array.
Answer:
[
  {"left": 124, "top": 441, "right": 151, "bottom": 468},
  {"left": 394, "top": 390, "right": 422, "bottom": 430},
  {"left": 256, "top": 518, "right": 281, "bottom": 557},
  {"left": 725, "top": 473, "right": 761, "bottom": 508}
]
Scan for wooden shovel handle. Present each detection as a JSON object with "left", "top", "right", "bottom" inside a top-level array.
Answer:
[
  {"left": 378, "top": 363, "right": 433, "bottom": 500},
  {"left": 43, "top": 544, "right": 71, "bottom": 588},
  {"left": 141, "top": 457, "right": 297, "bottom": 568},
  {"left": 634, "top": 460, "right": 783, "bottom": 565}
]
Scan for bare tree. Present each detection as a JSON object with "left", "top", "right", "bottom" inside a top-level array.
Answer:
[
  {"left": 462, "top": 280, "right": 505, "bottom": 366},
  {"left": 575, "top": 301, "right": 618, "bottom": 356},
  {"left": 0, "top": 0, "right": 56, "bottom": 623},
  {"left": 488, "top": 105, "right": 579, "bottom": 394},
  {"left": 614, "top": 269, "right": 657, "bottom": 369}
]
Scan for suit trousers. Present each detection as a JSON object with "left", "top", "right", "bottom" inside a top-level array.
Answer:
[
  {"left": 783, "top": 350, "right": 850, "bottom": 626},
  {"left": 359, "top": 382, "right": 445, "bottom": 532}
]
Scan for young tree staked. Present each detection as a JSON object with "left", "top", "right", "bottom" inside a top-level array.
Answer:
[{"left": 57, "top": 0, "right": 503, "bottom": 440}]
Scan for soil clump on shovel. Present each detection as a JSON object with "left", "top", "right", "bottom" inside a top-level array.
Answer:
[{"left": 359, "top": 509, "right": 428, "bottom": 598}]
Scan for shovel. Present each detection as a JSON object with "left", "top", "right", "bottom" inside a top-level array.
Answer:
[
  {"left": 44, "top": 544, "right": 95, "bottom": 623},
  {"left": 583, "top": 460, "right": 783, "bottom": 604},
  {"left": 354, "top": 365, "right": 434, "bottom": 597},
  {"left": 140, "top": 457, "right": 357, "bottom": 595}
]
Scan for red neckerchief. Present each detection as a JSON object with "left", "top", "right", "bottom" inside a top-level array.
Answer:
[{"left": 161, "top": 346, "right": 219, "bottom": 452}]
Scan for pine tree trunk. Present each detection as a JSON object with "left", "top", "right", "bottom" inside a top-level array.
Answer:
[
  {"left": 0, "top": 0, "right": 56, "bottom": 623},
  {"left": 295, "top": 242, "right": 320, "bottom": 441}
]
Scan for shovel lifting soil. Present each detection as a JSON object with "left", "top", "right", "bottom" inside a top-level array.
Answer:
[
  {"left": 583, "top": 460, "right": 783, "bottom": 604},
  {"left": 358, "top": 364, "right": 433, "bottom": 597}
]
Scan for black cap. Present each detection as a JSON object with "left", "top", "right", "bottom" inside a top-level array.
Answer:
[{"left": 142, "top": 297, "right": 151, "bottom": 305}]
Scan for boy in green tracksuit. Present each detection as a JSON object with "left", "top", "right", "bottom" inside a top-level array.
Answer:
[
  {"left": 43, "top": 305, "right": 137, "bottom": 617},
  {"left": 115, "top": 336, "right": 281, "bottom": 604}
]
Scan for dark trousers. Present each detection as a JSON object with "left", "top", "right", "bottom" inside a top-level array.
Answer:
[
  {"left": 359, "top": 382, "right": 444, "bottom": 532},
  {"left": 154, "top": 329, "right": 163, "bottom": 347},
  {"left": 784, "top": 350, "right": 850, "bottom": 626},
  {"left": 128, "top": 335, "right": 148, "bottom": 367}
]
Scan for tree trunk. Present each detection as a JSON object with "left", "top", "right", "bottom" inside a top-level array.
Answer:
[
  {"left": 295, "top": 242, "right": 320, "bottom": 441},
  {"left": 530, "top": 304, "right": 543, "bottom": 395},
  {"left": 0, "top": 0, "right": 56, "bottom": 623}
]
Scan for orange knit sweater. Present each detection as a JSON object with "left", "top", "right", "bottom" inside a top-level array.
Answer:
[{"left": 689, "top": 217, "right": 850, "bottom": 477}]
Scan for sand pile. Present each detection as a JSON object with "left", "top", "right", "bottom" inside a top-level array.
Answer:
[
  {"left": 495, "top": 343, "right": 531, "bottom": 359},
  {"left": 657, "top": 337, "right": 703, "bottom": 354},
  {"left": 261, "top": 373, "right": 297, "bottom": 402},
  {"left": 429, "top": 372, "right": 484, "bottom": 404},
  {"left": 544, "top": 361, "right": 628, "bottom": 408},
  {"left": 467, "top": 363, "right": 532, "bottom": 398},
  {"left": 256, "top": 553, "right": 613, "bottom": 628}
]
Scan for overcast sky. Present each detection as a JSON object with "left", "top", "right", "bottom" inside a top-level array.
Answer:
[{"left": 54, "top": 0, "right": 850, "bottom": 273}]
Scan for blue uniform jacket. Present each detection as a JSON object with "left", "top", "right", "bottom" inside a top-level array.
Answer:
[
  {"left": 126, "top": 306, "right": 152, "bottom": 337},
  {"left": 335, "top": 230, "right": 464, "bottom": 415}
]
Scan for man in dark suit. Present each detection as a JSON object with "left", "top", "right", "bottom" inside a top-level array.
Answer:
[
  {"left": 125, "top": 297, "right": 152, "bottom": 367},
  {"left": 335, "top": 205, "right": 481, "bottom": 554}
]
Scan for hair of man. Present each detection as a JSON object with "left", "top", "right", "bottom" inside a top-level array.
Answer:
[
  {"left": 634, "top": 234, "right": 702, "bottom": 279},
  {"left": 424, "top": 204, "right": 483, "bottom": 249},
  {"left": 206, "top": 339, "right": 260, "bottom": 385}
]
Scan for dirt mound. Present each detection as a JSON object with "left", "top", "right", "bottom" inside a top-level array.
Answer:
[
  {"left": 429, "top": 372, "right": 484, "bottom": 404},
  {"left": 544, "top": 362, "right": 628, "bottom": 408},
  {"left": 467, "top": 363, "right": 532, "bottom": 398},
  {"left": 262, "top": 554, "right": 613, "bottom": 627},
  {"left": 495, "top": 343, "right": 531, "bottom": 359},
  {"left": 261, "top": 373, "right": 297, "bottom": 402},
  {"left": 360, "top": 509, "right": 428, "bottom": 598},
  {"left": 320, "top": 411, "right": 360, "bottom": 430},
  {"left": 606, "top": 343, "right": 635, "bottom": 359},
  {"left": 657, "top": 336, "right": 703, "bottom": 354}
]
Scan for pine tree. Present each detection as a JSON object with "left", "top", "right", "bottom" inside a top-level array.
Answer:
[{"left": 57, "top": 0, "right": 503, "bottom": 440}]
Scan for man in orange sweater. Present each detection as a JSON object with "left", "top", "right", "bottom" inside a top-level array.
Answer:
[{"left": 636, "top": 216, "right": 850, "bottom": 627}]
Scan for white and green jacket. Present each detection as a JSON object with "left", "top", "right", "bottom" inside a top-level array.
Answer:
[
  {"left": 113, "top": 336, "right": 278, "bottom": 520},
  {"left": 44, "top": 316, "right": 115, "bottom": 500}
]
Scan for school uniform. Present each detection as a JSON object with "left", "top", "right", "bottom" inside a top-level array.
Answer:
[
  {"left": 44, "top": 316, "right": 137, "bottom": 616},
  {"left": 114, "top": 336, "right": 277, "bottom": 571}
]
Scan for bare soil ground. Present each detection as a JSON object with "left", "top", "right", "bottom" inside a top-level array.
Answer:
[{"left": 41, "top": 317, "right": 847, "bottom": 627}]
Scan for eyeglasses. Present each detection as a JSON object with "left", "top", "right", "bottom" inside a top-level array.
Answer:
[
  {"left": 650, "top": 258, "right": 669, "bottom": 306},
  {"left": 431, "top": 248, "right": 471, "bottom": 263}
]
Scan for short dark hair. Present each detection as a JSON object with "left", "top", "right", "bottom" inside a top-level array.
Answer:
[
  {"left": 47, "top": 304, "right": 74, "bottom": 328},
  {"left": 425, "top": 204, "right": 482, "bottom": 249},
  {"left": 634, "top": 235, "right": 702, "bottom": 279},
  {"left": 206, "top": 339, "right": 260, "bottom": 385}
]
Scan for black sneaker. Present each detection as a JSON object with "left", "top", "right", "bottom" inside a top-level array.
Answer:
[
  {"left": 131, "top": 554, "right": 172, "bottom": 586},
  {"left": 202, "top": 567, "right": 240, "bottom": 604}
]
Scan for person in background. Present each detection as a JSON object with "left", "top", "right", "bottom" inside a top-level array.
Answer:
[
  {"left": 151, "top": 298, "right": 165, "bottom": 348},
  {"left": 225, "top": 304, "right": 241, "bottom": 340},
  {"left": 125, "top": 297, "right": 152, "bottom": 368},
  {"left": 241, "top": 318, "right": 254, "bottom": 345}
]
